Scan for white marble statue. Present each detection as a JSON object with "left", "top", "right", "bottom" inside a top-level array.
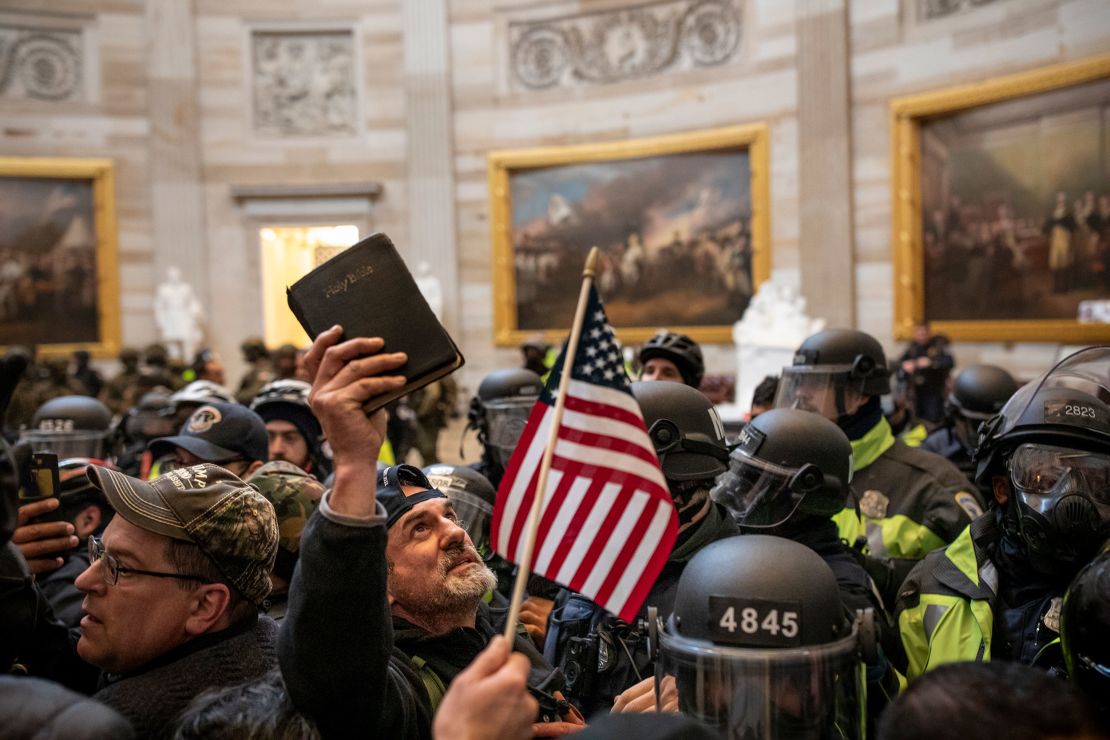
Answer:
[
  {"left": 154, "top": 266, "right": 204, "bottom": 362},
  {"left": 731, "top": 281, "right": 826, "bottom": 414},
  {"left": 415, "top": 261, "right": 444, "bottom": 321}
]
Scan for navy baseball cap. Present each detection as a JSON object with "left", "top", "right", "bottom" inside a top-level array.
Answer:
[
  {"left": 149, "top": 402, "right": 268, "bottom": 464},
  {"left": 378, "top": 465, "right": 447, "bottom": 529}
]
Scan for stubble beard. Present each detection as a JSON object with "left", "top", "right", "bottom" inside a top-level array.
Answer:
[{"left": 391, "top": 542, "right": 498, "bottom": 629}]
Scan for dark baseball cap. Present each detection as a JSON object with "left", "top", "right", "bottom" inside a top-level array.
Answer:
[
  {"left": 86, "top": 463, "right": 278, "bottom": 605},
  {"left": 378, "top": 465, "right": 447, "bottom": 529},
  {"left": 149, "top": 402, "right": 268, "bottom": 464}
]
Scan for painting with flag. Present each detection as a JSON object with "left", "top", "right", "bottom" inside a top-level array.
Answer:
[{"left": 492, "top": 278, "right": 677, "bottom": 624}]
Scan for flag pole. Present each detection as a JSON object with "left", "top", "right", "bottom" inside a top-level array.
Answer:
[{"left": 503, "top": 246, "right": 600, "bottom": 641}]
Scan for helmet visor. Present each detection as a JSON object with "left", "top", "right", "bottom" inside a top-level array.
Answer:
[
  {"left": 658, "top": 627, "right": 864, "bottom": 739},
  {"left": 1009, "top": 443, "right": 1110, "bottom": 508},
  {"left": 712, "top": 452, "right": 804, "bottom": 529},
  {"left": 483, "top": 397, "right": 536, "bottom": 469},
  {"left": 20, "top": 430, "right": 107, "bottom": 460},
  {"left": 425, "top": 479, "right": 494, "bottom": 555},
  {"left": 774, "top": 366, "right": 866, "bottom": 420},
  {"left": 991, "top": 347, "right": 1110, "bottom": 442}
]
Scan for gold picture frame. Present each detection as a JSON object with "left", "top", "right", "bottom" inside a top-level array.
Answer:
[
  {"left": 0, "top": 157, "right": 120, "bottom": 358},
  {"left": 891, "top": 55, "right": 1110, "bottom": 343},
  {"left": 488, "top": 124, "right": 771, "bottom": 346}
]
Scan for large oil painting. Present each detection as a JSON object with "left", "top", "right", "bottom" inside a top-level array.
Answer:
[
  {"left": 489, "top": 125, "right": 770, "bottom": 345},
  {"left": 0, "top": 158, "right": 119, "bottom": 356},
  {"left": 892, "top": 55, "right": 1110, "bottom": 342}
]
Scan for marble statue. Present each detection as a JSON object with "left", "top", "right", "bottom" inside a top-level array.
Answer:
[
  {"left": 154, "top": 266, "right": 204, "bottom": 362},
  {"left": 731, "top": 281, "right": 826, "bottom": 414}
]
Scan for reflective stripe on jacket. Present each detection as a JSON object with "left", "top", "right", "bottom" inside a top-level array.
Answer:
[{"left": 895, "top": 514, "right": 1000, "bottom": 679}]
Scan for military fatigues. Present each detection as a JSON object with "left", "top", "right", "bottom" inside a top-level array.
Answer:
[
  {"left": 833, "top": 417, "right": 985, "bottom": 610},
  {"left": 895, "top": 511, "right": 1066, "bottom": 680}
]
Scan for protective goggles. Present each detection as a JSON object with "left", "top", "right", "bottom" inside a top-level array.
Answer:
[
  {"left": 1008, "top": 443, "right": 1110, "bottom": 508},
  {"left": 774, "top": 366, "right": 866, "bottom": 416},
  {"left": 712, "top": 451, "right": 826, "bottom": 529}
]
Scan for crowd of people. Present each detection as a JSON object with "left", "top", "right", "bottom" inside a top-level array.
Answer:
[{"left": 0, "top": 320, "right": 1106, "bottom": 739}]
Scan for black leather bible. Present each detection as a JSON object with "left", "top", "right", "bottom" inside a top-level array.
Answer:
[{"left": 286, "top": 233, "right": 464, "bottom": 414}]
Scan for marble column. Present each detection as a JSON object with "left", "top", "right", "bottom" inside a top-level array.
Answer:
[
  {"left": 795, "top": 0, "right": 855, "bottom": 328},
  {"left": 145, "top": 0, "right": 209, "bottom": 319},
  {"left": 402, "top": 0, "right": 460, "bottom": 336}
]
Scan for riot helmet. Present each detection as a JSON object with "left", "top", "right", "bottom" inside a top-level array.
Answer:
[
  {"left": 640, "top": 331, "right": 705, "bottom": 389},
  {"left": 1060, "top": 545, "right": 1109, "bottom": 713},
  {"left": 423, "top": 464, "right": 497, "bottom": 558},
  {"left": 251, "top": 379, "right": 328, "bottom": 474},
  {"left": 975, "top": 347, "right": 1110, "bottom": 576},
  {"left": 632, "top": 381, "right": 728, "bottom": 483},
  {"left": 23, "top": 396, "right": 113, "bottom": 459},
  {"left": 946, "top": 365, "right": 1018, "bottom": 450},
  {"left": 775, "top": 329, "right": 891, "bottom": 420},
  {"left": 712, "top": 409, "right": 853, "bottom": 530},
  {"left": 122, "top": 389, "right": 178, "bottom": 445},
  {"left": 659, "top": 535, "right": 867, "bottom": 739},
  {"left": 468, "top": 368, "right": 543, "bottom": 472},
  {"left": 172, "top": 380, "right": 236, "bottom": 408}
]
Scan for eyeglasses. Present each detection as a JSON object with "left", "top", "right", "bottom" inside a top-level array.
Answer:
[{"left": 87, "top": 536, "right": 209, "bottom": 586}]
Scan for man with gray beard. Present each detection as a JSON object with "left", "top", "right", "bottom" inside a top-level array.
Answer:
[{"left": 278, "top": 327, "right": 580, "bottom": 739}]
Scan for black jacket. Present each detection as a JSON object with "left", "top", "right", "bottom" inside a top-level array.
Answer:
[{"left": 0, "top": 675, "right": 135, "bottom": 740}]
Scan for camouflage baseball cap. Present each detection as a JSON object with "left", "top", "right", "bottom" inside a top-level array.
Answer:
[
  {"left": 246, "top": 461, "right": 323, "bottom": 557},
  {"left": 85, "top": 463, "right": 278, "bottom": 605}
]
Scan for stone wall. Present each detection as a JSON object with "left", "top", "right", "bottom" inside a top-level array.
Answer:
[{"left": 2, "top": 0, "right": 1108, "bottom": 391}]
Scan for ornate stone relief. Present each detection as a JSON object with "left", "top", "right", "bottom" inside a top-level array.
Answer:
[
  {"left": 251, "top": 30, "right": 357, "bottom": 137},
  {"left": 918, "top": 0, "right": 1005, "bottom": 21},
  {"left": 509, "top": 0, "right": 741, "bottom": 91},
  {"left": 0, "top": 26, "right": 82, "bottom": 101}
]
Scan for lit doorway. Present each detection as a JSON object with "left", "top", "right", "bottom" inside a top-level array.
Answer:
[{"left": 259, "top": 224, "right": 359, "bottom": 347}]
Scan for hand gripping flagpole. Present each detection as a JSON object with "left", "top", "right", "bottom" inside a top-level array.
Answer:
[{"left": 503, "top": 246, "right": 600, "bottom": 641}]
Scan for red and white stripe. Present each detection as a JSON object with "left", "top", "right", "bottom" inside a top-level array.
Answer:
[{"left": 492, "top": 378, "right": 677, "bottom": 623}]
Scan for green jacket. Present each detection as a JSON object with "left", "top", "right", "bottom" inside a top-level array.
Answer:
[
  {"left": 894, "top": 514, "right": 1000, "bottom": 679},
  {"left": 833, "top": 418, "right": 984, "bottom": 562}
]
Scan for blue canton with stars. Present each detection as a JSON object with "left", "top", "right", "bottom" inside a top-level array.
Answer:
[{"left": 539, "top": 286, "right": 630, "bottom": 405}]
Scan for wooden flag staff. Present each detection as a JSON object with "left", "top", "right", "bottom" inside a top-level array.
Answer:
[{"left": 502, "top": 246, "right": 600, "bottom": 641}]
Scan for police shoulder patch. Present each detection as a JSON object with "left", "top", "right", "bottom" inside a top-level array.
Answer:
[
  {"left": 859, "top": 489, "right": 889, "bottom": 520},
  {"left": 954, "top": 491, "right": 983, "bottom": 521}
]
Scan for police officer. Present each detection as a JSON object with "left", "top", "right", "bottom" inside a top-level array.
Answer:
[
  {"left": 113, "top": 389, "right": 178, "bottom": 476},
  {"left": 1060, "top": 546, "right": 1109, "bottom": 723},
  {"left": 251, "top": 379, "right": 331, "bottom": 481},
  {"left": 896, "top": 347, "right": 1110, "bottom": 680},
  {"left": 922, "top": 364, "right": 1018, "bottom": 489},
  {"left": 776, "top": 329, "right": 983, "bottom": 604},
  {"left": 544, "top": 381, "right": 736, "bottom": 715},
  {"left": 246, "top": 460, "right": 324, "bottom": 619},
  {"left": 657, "top": 535, "right": 870, "bottom": 738},
  {"left": 236, "top": 336, "right": 274, "bottom": 405},
  {"left": 639, "top": 331, "right": 705, "bottom": 389},
  {"left": 21, "top": 395, "right": 114, "bottom": 460},
  {"left": 466, "top": 368, "right": 543, "bottom": 490},
  {"left": 102, "top": 346, "right": 141, "bottom": 415}
]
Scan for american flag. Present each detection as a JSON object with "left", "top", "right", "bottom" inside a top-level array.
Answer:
[{"left": 491, "top": 286, "right": 677, "bottom": 623}]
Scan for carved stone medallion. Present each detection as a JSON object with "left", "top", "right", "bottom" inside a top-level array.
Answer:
[
  {"left": 0, "top": 26, "right": 82, "bottom": 101},
  {"left": 251, "top": 30, "right": 357, "bottom": 137}
]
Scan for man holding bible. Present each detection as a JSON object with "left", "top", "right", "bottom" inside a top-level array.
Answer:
[{"left": 278, "top": 326, "right": 581, "bottom": 739}]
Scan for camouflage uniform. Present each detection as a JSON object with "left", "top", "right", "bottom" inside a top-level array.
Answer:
[
  {"left": 246, "top": 461, "right": 323, "bottom": 619},
  {"left": 103, "top": 348, "right": 141, "bottom": 415},
  {"left": 236, "top": 337, "right": 274, "bottom": 405}
]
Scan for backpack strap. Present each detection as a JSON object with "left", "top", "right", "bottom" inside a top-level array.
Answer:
[{"left": 409, "top": 655, "right": 448, "bottom": 711}]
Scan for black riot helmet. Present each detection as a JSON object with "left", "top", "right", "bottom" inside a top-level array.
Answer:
[
  {"left": 975, "top": 347, "right": 1110, "bottom": 578},
  {"left": 23, "top": 395, "right": 113, "bottom": 459},
  {"left": 712, "top": 408, "right": 853, "bottom": 530},
  {"left": 467, "top": 368, "right": 543, "bottom": 472},
  {"left": 775, "top": 329, "right": 892, "bottom": 419},
  {"left": 122, "top": 389, "right": 178, "bottom": 445},
  {"left": 1060, "top": 545, "right": 1109, "bottom": 714},
  {"left": 659, "top": 535, "right": 866, "bottom": 738},
  {"left": 631, "top": 381, "right": 728, "bottom": 483},
  {"left": 640, "top": 331, "right": 705, "bottom": 389},
  {"left": 423, "top": 464, "right": 497, "bottom": 558},
  {"left": 949, "top": 365, "right": 1019, "bottom": 421}
]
